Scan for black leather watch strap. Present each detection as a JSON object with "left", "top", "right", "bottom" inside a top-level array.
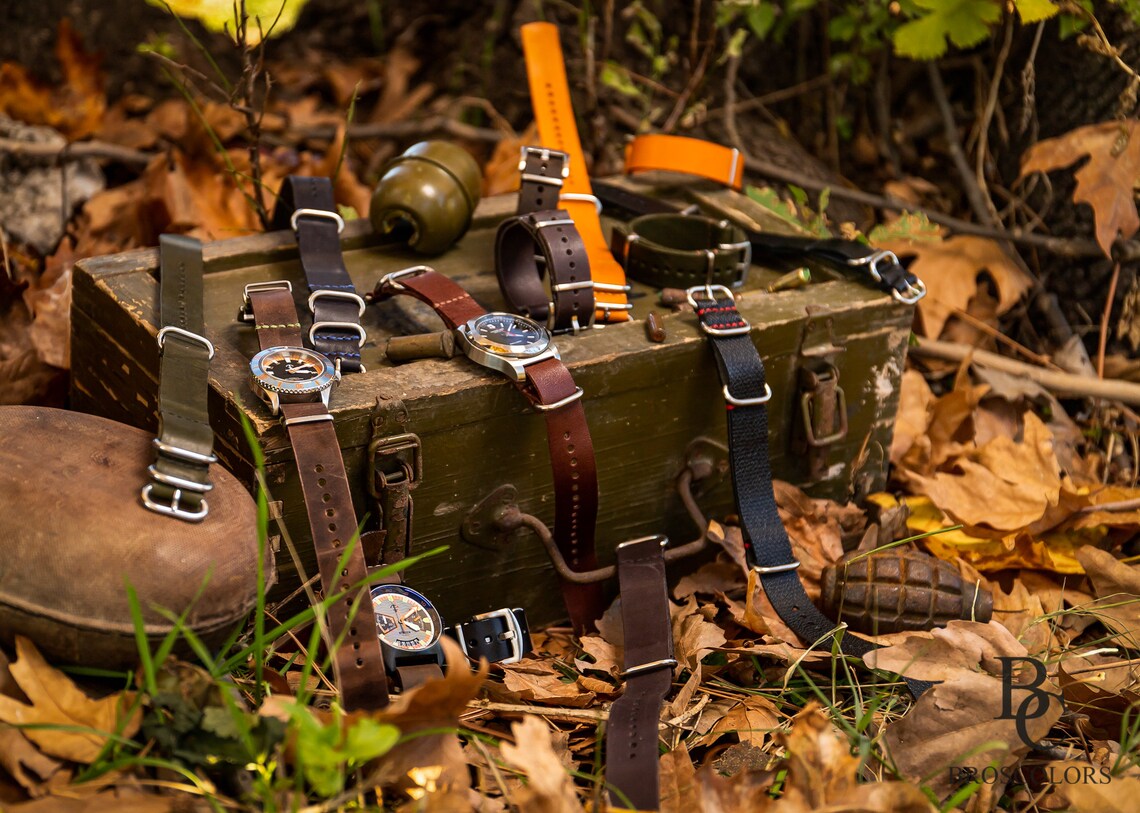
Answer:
[
  {"left": 687, "top": 286, "right": 931, "bottom": 698},
  {"left": 496, "top": 209, "right": 595, "bottom": 334},
  {"left": 517, "top": 146, "right": 570, "bottom": 215},
  {"left": 446, "top": 608, "right": 532, "bottom": 664},
  {"left": 271, "top": 176, "right": 366, "bottom": 373},
  {"left": 593, "top": 180, "right": 925, "bottom": 303},
  {"left": 610, "top": 212, "right": 750, "bottom": 290},
  {"left": 142, "top": 235, "right": 216, "bottom": 522},
  {"left": 606, "top": 536, "right": 675, "bottom": 810}
]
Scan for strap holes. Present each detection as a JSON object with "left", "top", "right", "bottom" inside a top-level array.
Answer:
[
  {"left": 325, "top": 508, "right": 335, "bottom": 517},
  {"left": 317, "top": 478, "right": 326, "bottom": 487},
  {"left": 328, "top": 523, "right": 337, "bottom": 532},
  {"left": 322, "top": 493, "right": 332, "bottom": 503},
  {"left": 561, "top": 236, "right": 568, "bottom": 243},
  {"left": 315, "top": 465, "right": 324, "bottom": 474},
  {"left": 356, "top": 658, "right": 364, "bottom": 667},
  {"left": 567, "top": 444, "right": 574, "bottom": 453}
]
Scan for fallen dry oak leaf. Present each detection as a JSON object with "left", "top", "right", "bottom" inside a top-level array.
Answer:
[
  {"left": 779, "top": 704, "right": 935, "bottom": 813},
  {"left": 497, "top": 658, "right": 597, "bottom": 708},
  {"left": 671, "top": 596, "right": 728, "bottom": 672},
  {"left": 698, "top": 695, "right": 780, "bottom": 749},
  {"left": 877, "top": 235, "right": 1033, "bottom": 340},
  {"left": 0, "top": 725, "right": 64, "bottom": 796},
  {"left": 499, "top": 715, "right": 584, "bottom": 813},
  {"left": 1074, "top": 546, "right": 1140, "bottom": 648},
  {"left": 0, "top": 637, "right": 140, "bottom": 764},
  {"left": 659, "top": 745, "right": 779, "bottom": 813},
  {"left": 1021, "top": 120, "right": 1140, "bottom": 257},
  {"left": 1044, "top": 761, "right": 1140, "bottom": 812},
  {"left": 903, "top": 411, "right": 1061, "bottom": 535},
  {"left": 869, "top": 622, "right": 1063, "bottom": 804}
]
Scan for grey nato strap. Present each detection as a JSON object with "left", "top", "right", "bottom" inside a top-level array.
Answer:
[{"left": 141, "top": 235, "right": 217, "bottom": 522}]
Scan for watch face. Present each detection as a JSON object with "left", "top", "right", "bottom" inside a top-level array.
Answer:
[
  {"left": 370, "top": 585, "right": 442, "bottom": 652},
  {"left": 467, "top": 312, "right": 551, "bottom": 357},
  {"left": 250, "top": 346, "right": 337, "bottom": 395}
]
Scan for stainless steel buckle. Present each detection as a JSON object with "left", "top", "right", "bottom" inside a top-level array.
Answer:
[
  {"left": 456, "top": 608, "right": 526, "bottom": 665},
  {"left": 532, "top": 217, "right": 576, "bottom": 229},
  {"left": 156, "top": 326, "right": 214, "bottom": 360},
  {"left": 308, "top": 321, "right": 367, "bottom": 348},
  {"left": 723, "top": 382, "right": 773, "bottom": 406},
  {"left": 533, "top": 386, "right": 584, "bottom": 411},
  {"left": 685, "top": 284, "right": 752, "bottom": 336},
  {"left": 239, "top": 279, "right": 293, "bottom": 322},
  {"left": 894, "top": 278, "right": 927, "bottom": 305},
  {"left": 377, "top": 265, "right": 432, "bottom": 293},
  {"left": 752, "top": 561, "right": 801, "bottom": 574},
  {"left": 140, "top": 483, "right": 208, "bottom": 522},
  {"left": 727, "top": 147, "right": 741, "bottom": 187},
  {"left": 518, "top": 146, "right": 570, "bottom": 178},
  {"left": 307, "top": 289, "right": 366, "bottom": 317},
  {"left": 290, "top": 208, "right": 345, "bottom": 234},
  {"left": 550, "top": 280, "right": 594, "bottom": 293},
  {"left": 147, "top": 464, "right": 213, "bottom": 493},
  {"left": 620, "top": 658, "right": 678, "bottom": 679},
  {"left": 559, "top": 192, "right": 602, "bottom": 215},
  {"left": 718, "top": 239, "right": 752, "bottom": 286},
  {"left": 848, "top": 249, "right": 898, "bottom": 284},
  {"left": 153, "top": 438, "right": 217, "bottom": 466}
]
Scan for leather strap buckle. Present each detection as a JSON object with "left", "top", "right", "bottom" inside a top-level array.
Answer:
[
  {"left": 518, "top": 145, "right": 570, "bottom": 177},
  {"left": 140, "top": 483, "right": 208, "bottom": 522},
  {"left": 371, "top": 264, "right": 432, "bottom": 296},
  {"left": 454, "top": 607, "right": 527, "bottom": 665},
  {"left": 308, "top": 321, "right": 367, "bottom": 348},
  {"left": 619, "top": 657, "right": 678, "bottom": 679},
  {"left": 152, "top": 438, "right": 217, "bottom": 466},
  {"left": 238, "top": 280, "right": 293, "bottom": 322},
  {"left": 156, "top": 326, "right": 214, "bottom": 360},
  {"left": 290, "top": 207, "right": 345, "bottom": 234},
  {"left": 307, "top": 289, "right": 366, "bottom": 317},
  {"left": 559, "top": 192, "right": 602, "bottom": 214},
  {"left": 532, "top": 386, "right": 583, "bottom": 411}
]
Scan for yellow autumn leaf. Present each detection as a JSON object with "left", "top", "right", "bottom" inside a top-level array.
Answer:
[
  {"left": 0, "top": 637, "right": 141, "bottom": 763},
  {"left": 148, "top": 0, "right": 311, "bottom": 43}
]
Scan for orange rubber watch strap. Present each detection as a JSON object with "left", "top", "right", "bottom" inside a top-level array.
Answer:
[
  {"left": 521, "top": 22, "right": 630, "bottom": 323},
  {"left": 623, "top": 134, "right": 745, "bottom": 191}
]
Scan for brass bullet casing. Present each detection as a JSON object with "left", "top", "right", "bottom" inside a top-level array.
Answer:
[
  {"left": 644, "top": 312, "right": 666, "bottom": 343},
  {"left": 370, "top": 141, "right": 483, "bottom": 255},
  {"left": 821, "top": 548, "right": 993, "bottom": 635},
  {"left": 767, "top": 267, "right": 811, "bottom": 292}
]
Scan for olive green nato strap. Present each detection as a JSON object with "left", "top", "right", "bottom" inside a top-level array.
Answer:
[{"left": 141, "top": 235, "right": 217, "bottom": 522}]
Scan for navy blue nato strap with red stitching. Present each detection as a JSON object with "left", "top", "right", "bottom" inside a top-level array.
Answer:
[
  {"left": 271, "top": 176, "right": 367, "bottom": 373},
  {"left": 687, "top": 284, "right": 931, "bottom": 698}
]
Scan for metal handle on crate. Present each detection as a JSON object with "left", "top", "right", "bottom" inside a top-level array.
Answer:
[{"left": 459, "top": 451, "right": 719, "bottom": 583}]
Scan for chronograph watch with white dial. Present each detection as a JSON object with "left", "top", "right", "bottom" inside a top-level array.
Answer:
[{"left": 367, "top": 267, "right": 606, "bottom": 633}]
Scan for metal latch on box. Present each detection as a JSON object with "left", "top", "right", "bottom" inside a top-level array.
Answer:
[
  {"left": 368, "top": 397, "right": 422, "bottom": 567},
  {"left": 794, "top": 308, "right": 848, "bottom": 481}
]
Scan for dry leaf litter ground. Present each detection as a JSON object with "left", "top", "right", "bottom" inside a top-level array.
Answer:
[{"left": 3, "top": 11, "right": 1140, "bottom": 813}]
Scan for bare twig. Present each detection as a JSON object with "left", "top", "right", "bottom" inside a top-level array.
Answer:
[
  {"left": 0, "top": 138, "right": 153, "bottom": 166},
  {"left": 949, "top": 306, "right": 1058, "bottom": 368},
  {"left": 1097, "top": 263, "right": 1122, "bottom": 379},
  {"left": 927, "top": 62, "right": 999, "bottom": 228},
  {"left": 911, "top": 336, "right": 1140, "bottom": 405},
  {"left": 288, "top": 116, "right": 505, "bottom": 144},
  {"left": 723, "top": 50, "right": 743, "bottom": 153},
  {"left": 705, "top": 73, "right": 832, "bottom": 120},
  {"left": 974, "top": 13, "right": 1013, "bottom": 225},
  {"left": 465, "top": 700, "right": 609, "bottom": 723}
]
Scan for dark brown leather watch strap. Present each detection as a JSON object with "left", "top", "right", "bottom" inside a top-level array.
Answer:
[
  {"left": 368, "top": 268, "right": 606, "bottom": 631},
  {"left": 521, "top": 357, "right": 604, "bottom": 630},
  {"left": 245, "top": 290, "right": 389, "bottom": 711},
  {"left": 607, "top": 536, "right": 675, "bottom": 809},
  {"left": 516, "top": 146, "right": 569, "bottom": 215},
  {"left": 271, "top": 176, "right": 366, "bottom": 373},
  {"left": 243, "top": 283, "right": 304, "bottom": 351},
  {"left": 142, "top": 235, "right": 215, "bottom": 521},
  {"left": 495, "top": 209, "right": 595, "bottom": 334}
]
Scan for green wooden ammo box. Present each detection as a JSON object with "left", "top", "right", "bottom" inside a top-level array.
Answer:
[{"left": 71, "top": 179, "right": 914, "bottom": 629}]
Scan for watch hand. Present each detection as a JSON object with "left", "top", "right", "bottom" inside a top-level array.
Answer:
[{"left": 405, "top": 620, "right": 422, "bottom": 632}]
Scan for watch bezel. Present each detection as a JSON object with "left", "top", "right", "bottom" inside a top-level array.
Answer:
[
  {"left": 465, "top": 312, "right": 552, "bottom": 358},
  {"left": 249, "top": 346, "right": 338, "bottom": 395},
  {"left": 369, "top": 584, "right": 443, "bottom": 651}
]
